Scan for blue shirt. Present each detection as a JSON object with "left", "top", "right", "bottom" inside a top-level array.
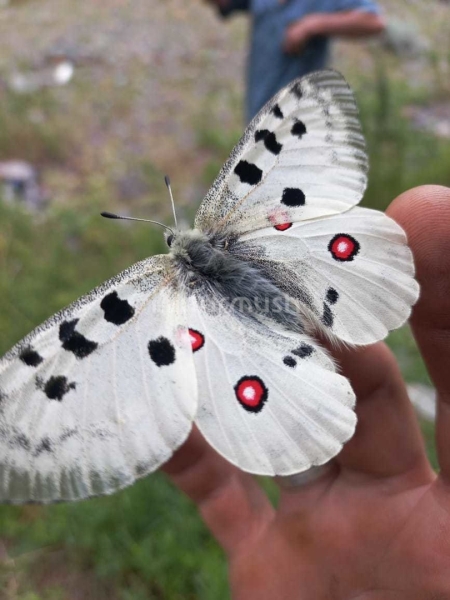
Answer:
[{"left": 220, "top": 0, "right": 380, "bottom": 121}]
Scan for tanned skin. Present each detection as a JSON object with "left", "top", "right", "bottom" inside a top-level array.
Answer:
[
  {"left": 204, "top": 1, "right": 385, "bottom": 55},
  {"left": 283, "top": 10, "right": 385, "bottom": 54}
]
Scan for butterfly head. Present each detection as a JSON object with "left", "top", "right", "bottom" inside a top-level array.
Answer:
[{"left": 166, "top": 229, "right": 210, "bottom": 256}]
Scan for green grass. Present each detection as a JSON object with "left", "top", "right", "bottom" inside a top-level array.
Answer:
[
  {"left": 0, "top": 475, "right": 228, "bottom": 600},
  {"left": 0, "top": 201, "right": 166, "bottom": 355},
  {"left": 1, "top": 67, "right": 450, "bottom": 598},
  {"left": 358, "top": 67, "right": 450, "bottom": 210},
  {"left": 0, "top": 88, "right": 71, "bottom": 166}
]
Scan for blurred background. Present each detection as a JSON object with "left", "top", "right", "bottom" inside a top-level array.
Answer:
[{"left": 0, "top": 0, "right": 449, "bottom": 598}]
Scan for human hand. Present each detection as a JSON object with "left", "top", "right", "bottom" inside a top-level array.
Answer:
[
  {"left": 284, "top": 15, "right": 321, "bottom": 54},
  {"left": 283, "top": 11, "right": 385, "bottom": 54},
  {"left": 163, "top": 186, "right": 450, "bottom": 600}
]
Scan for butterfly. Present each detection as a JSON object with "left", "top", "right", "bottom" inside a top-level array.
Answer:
[{"left": 0, "top": 70, "right": 419, "bottom": 503}]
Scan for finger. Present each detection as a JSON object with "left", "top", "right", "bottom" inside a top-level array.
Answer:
[
  {"left": 162, "top": 426, "right": 274, "bottom": 554},
  {"left": 334, "top": 340, "right": 432, "bottom": 482},
  {"left": 283, "top": 27, "right": 296, "bottom": 54},
  {"left": 321, "top": 187, "right": 442, "bottom": 482},
  {"left": 279, "top": 192, "right": 436, "bottom": 499},
  {"left": 388, "top": 185, "right": 450, "bottom": 482},
  {"left": 280, "top": 337, "right": 431, "bottom": 511},
  {"left": 328, "top": 189, "right": 441, "bottom": 483}
]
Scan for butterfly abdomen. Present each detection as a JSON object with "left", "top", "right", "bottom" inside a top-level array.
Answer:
[{"left": 171, "top": 229, "right": 304, "bottom": 332}]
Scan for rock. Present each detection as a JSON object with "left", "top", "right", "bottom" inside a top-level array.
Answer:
[
  {"left": 0, "top": 160, "right": 44, "bottom": 209},
  {"left": 8, "top": 60, "right": 74, "bottom": 94}
]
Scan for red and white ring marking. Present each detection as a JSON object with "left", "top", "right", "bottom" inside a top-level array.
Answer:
[
  {"left": 234, "top": 376, "right": 268, "bottom": 413},
  {"left": 328, "top": 234, "right": 360, "bottom": 262}
]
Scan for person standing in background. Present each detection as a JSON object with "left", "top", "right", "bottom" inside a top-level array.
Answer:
[{"left": 205, "top": 0, "right": 385, "bottom": 121}]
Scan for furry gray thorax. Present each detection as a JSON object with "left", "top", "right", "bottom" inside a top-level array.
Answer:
[{"left": 169, "top": 229, "right": 304, "bottom": 333}]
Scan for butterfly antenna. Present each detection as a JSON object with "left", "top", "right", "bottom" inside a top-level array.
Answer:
[
  {"left": 165, "top": 175, "right": 178, "bottom": 229},
  {"left": 101, "top": 212, "right": 174, "bottom": 234}
]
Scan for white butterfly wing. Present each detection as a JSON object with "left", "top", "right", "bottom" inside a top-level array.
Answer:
[
  {"left": 185, "top": 294, "right": 355, "bottom": 476},
  {"left": 237, "top": 207, "right": 419, "bottom": 345},
  {"left": 195, "top": 70, "right": 368, "bottom": 235},
  {"left": 0, "top": 68, "right": 420, "bottom": 499},
  {"left": 0, "top": 256, "right": 197, "bottom": 503}
]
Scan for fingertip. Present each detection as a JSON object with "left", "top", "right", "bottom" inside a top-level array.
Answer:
[
  {"left": 387, "top": 185, "right": 450, "bottom": 329},
  {"left": 389, "top": 187, "right": 450, "bottom": 481},
  {"left": 387, "top": 185, "right": 450, "bottom": 247},
  {"left": 335, "top": 342, "right": 428, "bottom": 479}
]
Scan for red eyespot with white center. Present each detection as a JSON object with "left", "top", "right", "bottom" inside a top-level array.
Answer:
[
  {"left": 188, "top": 328, "right": 205, "bottom": 352},
  {"left": 234, "top": 376, "right": 268, "bottom": 413},
  {"left": 328, "top": 234, "right": 360, "bottom": 262}
]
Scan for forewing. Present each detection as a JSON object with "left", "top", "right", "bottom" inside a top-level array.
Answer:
[
  {"left": 195, "top": 70, "right": 367, "bottom": 235},
  {"left": 238, "top": 207, "right": 420, "bottom": 345},
  {"left": 0, "top": 255, "right": 197, "bottom": 503},
  {"left": 185, "top": 293, "right": 355, "bottom": 476}
]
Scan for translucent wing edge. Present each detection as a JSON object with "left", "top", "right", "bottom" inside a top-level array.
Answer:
[
  {"left": 0, "top": 422, "right": 196, "bottom": 505},
  {"left": 194, "top": 69, "right": 368, "bottom": 231}
]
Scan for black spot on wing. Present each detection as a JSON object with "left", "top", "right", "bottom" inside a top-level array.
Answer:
[
  {"left": 135, "top": 462, "right": 151, "bottom": 477},
  {"left": 291, "top": 82, "right": 303, "bottom": 99},
  {"left": 326, "top": 288, "right": 339, "bottom": 305},
  {"left": 20, "top": 346, "right": 44, "bottom": 367},
  {"left": 292, "top": 344, "right": 314, "bottom": 359},
  {"left": 291, "top": 119, "right": 307, "bottom": 139},
  {"left": 59, "top": 319, "right": 77, "bottom": 341},
  {"left": 39, "top": 375, "right": 76, "bottom": 401},
  {"left": 281, "top": 188, "right": 305, "bottom": 207},
  {"left": 10, "top": 433, "right": 31, "bottom": 451},
  {"left": 148, "top": 337, "right": 176, "bottom": 367},
  {"left": 271, "top": 103, "right": 284, "bottom": 119},
  {"left": 8, "top": 428, "right": 77, "bottom": 454},
  {"left": 283, "top": 356, "right": 297, "bottom": 368},
  {"left": 59, "top": 319, "right": 98, "bottom": 359},
  {"left": 234, "top": 160, "right": 263, "bottom": 186},
  {"left": 34, "top": 437, "right": 53, "bottom": 456},
  {"left": 255, "top": 129, "right": 282, "bottom": 155},
  {"left": 60, "top": 428, "right": 78, "bottom": 442},
  {"left": 100, "top": 291, "right": 135, "bottom": 326},
  {"left": 322, "top": 303, "right": 334, "bottom": 328},
  {"left": 254, "top": 130, "right": 266, "bottom": 143}
]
